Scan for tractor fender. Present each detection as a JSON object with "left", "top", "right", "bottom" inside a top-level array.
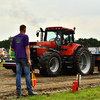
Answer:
[
  {"left": 48, "top": 46, "right": 82, "bottom": 56},
  {"left": 72, "top": 46, "right": 82, "bottom": 56},
  {"left": 48, "top": 49, "right": 61, "bottom": 56}
]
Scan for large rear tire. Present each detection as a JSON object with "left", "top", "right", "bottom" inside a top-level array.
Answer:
[
  {"left": 39, "top": 52, "right": 62, "bottom": 77},
  {"left": 74, "top": 47, "right": 92, "bottom": 75},
  {"left": 12, "top": 68, "right": 16, "bottom": 73}
]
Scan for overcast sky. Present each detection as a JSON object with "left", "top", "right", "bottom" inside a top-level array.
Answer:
[{"left": 0, "top": 0, "right": 100, "bottom": 41}]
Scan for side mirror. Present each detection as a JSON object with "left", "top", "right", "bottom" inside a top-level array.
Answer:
[
  {"left": 36, "top": 32, "right": 39, "bottom": 37},
  {"left": 36, "top": 27, "right": 44, "bottom": 38}
]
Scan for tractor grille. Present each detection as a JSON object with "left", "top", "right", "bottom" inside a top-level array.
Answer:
[
  {"left": 30, "top": 48, "right": 37, "bottom": 58},
  {"left": 29, "top": 42, "right": 37, "bottom": 58}
]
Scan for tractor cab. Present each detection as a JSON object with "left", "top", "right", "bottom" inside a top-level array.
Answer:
[{"left": 36, "top": 27, "right": 75, "bottom": 51}]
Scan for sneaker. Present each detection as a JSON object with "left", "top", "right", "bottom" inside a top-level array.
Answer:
[
  {"left": 29, "top": 92, "right": 37, "bottom": 96},
  {"left": 17, "top": 93, "right": 22, "bottom": 98}
]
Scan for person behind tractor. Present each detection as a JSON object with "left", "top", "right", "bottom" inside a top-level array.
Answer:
[{"left": 11, "top": 25, "right": 37, "bottom": 98}]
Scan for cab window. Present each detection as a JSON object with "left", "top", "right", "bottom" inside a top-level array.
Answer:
[
  {"left": 46, "top": 31, "right": 62, "bottom": 41},
  {"left": 63, "top": 34, "right": 73, "bottom": 45},
  {"left": 46, "top": 31, "right": 56, "bottom": 41},
  {"left": 63, "top": 35, "right": 69, "bottom": 45}
]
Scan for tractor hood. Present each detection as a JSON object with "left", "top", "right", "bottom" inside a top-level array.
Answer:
[
  {"left": 29, "top": 41, "right": 56, "bottom": 50},
  {"left": 29, "top": 41, "right": 56, "bottom": 57}
]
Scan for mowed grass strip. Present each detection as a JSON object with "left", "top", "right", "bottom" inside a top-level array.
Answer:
[
  {"left": 12, "top": 86, "right": 100, "bottom": 100},
  {"left": 0, "top": 62, "right": 5, "bottom": 69},
  {"left": 0, "top": 67, "right": 5, "bottom": 69},
  {"left": 0, "top": 62, "right": 5, "bottom": 64}
]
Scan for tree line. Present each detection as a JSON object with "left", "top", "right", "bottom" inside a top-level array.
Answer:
[
  {"left": 75, "top": 38, "right": 100, "bottom": 47},
  {"left": 0, "top": 37, "right": 100, "bottom": 49},
  {"left": 0, "top": 37, "right": 13, "bottom": 49}
]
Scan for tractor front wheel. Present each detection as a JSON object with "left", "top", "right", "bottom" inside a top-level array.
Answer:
[{"left": 39, "top": 52, "right": 62, "bottom": 77}]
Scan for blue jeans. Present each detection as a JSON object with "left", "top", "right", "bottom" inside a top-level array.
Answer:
[{"left": 15, "top": 58, "right": 32, "bottom": 94}]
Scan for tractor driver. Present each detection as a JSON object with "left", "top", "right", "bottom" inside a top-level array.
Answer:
[
  {"left": 62, "top": 35, "right": 69, "bottom": 45},
  {"left": 62, "top": 37, "right": 65, "bottom": 45}
]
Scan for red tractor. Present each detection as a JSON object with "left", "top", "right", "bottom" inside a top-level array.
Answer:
[{"left": 29, "top": 26, "right": 92, "bottom": 76}]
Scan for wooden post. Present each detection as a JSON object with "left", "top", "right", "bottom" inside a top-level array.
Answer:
[{"left": 77, "top": 73, "right": 80, "bottom": 91}]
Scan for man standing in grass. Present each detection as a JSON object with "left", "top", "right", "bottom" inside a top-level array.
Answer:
[{"left": 11, "top": 25, "right": 37, "bottom": 98}]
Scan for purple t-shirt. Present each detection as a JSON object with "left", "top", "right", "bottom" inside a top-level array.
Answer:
[{"left": 11, "top": 33, "right": 29, "bottom": 58}]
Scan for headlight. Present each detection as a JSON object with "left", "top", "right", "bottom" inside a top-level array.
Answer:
[
  {"left": 33, "top": 49, "right": 36, "bottom": 52},
  {"left": 9, "top": 58, "right": 12, "bottom": 60}
]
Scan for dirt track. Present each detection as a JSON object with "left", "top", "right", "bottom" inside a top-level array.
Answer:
[{"left": 0, "top": 69, "right": 100, "bottom": 100}]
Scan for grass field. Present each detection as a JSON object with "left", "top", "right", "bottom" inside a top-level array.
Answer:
[
  {"left": 0, "top": 62, "right": 5, "bottom": 64},
  {"left": 0, "top": 67, "right": 5, "bottom": 69},
  {"left": 0, "top": 62, "right": 5, "bottom": 69},
  {"left": 12, "top": 86, "right": 100, "bottom": 100},
  {"left": 0, "top": 63, "right": 4, "bottom": 64}
]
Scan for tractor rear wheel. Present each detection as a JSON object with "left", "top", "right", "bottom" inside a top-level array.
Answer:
[
  {"left": 39, "top": 52, "right": 62, "bottom": 77},
  {"left": 74, "top": 47, "right": 92, "bottom": 75}
]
